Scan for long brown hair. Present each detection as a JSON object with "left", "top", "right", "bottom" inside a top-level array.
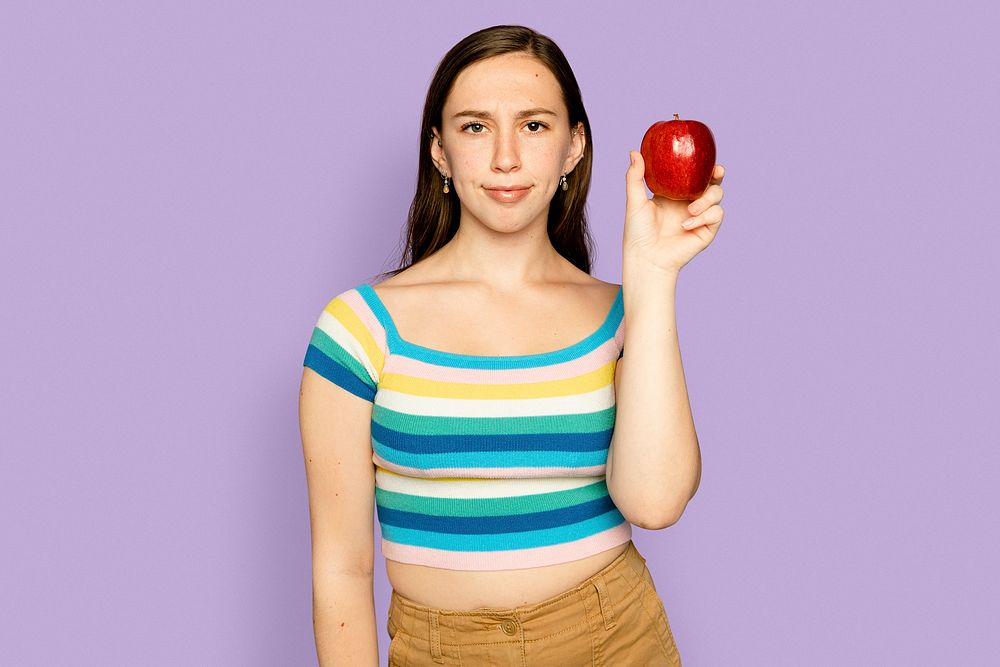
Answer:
[{"left": 373, "top": 25, "right": 596, "bottom": 282}]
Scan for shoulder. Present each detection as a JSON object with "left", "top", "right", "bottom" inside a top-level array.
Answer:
[
  {"left": 561, "top": 269, "right": 620, "bottom": 299},
  {"left": 304, "top": 283, "right": 390, "bottom": 397},
  {"left": 312, "top": 284, "right": 389, "bottom": 351},
  {"left": 595, "top": 279, "right": 622, "bottom": 300},
  {"left": 365, "top": 271, "right": 445, "bottom": 325},
  {"left": 576, "top": 278, "right": 622, "bottom": 311}
]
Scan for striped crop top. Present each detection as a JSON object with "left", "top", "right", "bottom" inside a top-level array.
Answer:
[{"left": 302, "top": 283, "right": 631, "bottom": 571}]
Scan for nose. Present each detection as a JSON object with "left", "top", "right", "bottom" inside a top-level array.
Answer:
[{"left": 491, "top": 125, "right": 521, "bottom": 173}]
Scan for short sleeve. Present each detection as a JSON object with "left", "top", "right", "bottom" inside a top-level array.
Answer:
[{"left": 302, "top": 288, "right": 387, "bottom": 403}]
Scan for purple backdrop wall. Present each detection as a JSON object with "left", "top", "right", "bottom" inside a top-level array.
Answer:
[{"left": 2, "top": 1, "right": 997, "bottom": 664}]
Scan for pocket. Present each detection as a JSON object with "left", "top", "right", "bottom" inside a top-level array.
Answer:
[
  {"left": 387, "top": 616, "right": 404, "bottom": 666},
  {"left": 651, "top": 594, "right": 679, "bottom": 658},
  {"left": 639, "top": 572, "right": 682, "bottom": 665},
  {"left": 387, "top": 628, "right": 403, "bottom": 667},
  {"left": 646, "top": 566, "right": 658, "bottom": 592}
]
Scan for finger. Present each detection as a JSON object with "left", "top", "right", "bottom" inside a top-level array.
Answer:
[
  {"left": 687, "top": 184, "right": 724, "bottom": 216},
  {"left": 681, "top": 204, "right": 724, "bottom": 230},
  {"left": 710, "top": 164, "right": 725, "bottom": 186},
  {"left": 625, "top": 150, "right": 649, "bottom": 211}
]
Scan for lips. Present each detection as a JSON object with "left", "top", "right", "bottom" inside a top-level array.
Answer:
[{"left": 484, "top": 185, "right": 532, "bottom": 203}]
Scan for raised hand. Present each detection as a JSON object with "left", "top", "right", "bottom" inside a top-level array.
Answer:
[{"left": 622, "top": 150, "right": 726, "bottom": 275}]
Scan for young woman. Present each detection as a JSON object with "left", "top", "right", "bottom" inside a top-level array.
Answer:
[{"left": 299, "top": 25, "right": 725, "bottom": 666}]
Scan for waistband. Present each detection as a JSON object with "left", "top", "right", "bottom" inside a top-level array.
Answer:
[{"left": 387, "top": 540, "right": 649, "bottom": 656}]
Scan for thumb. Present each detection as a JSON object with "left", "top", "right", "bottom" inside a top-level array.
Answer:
[{"left": 625, "top": 150, "right": 649, "bottom": 210}]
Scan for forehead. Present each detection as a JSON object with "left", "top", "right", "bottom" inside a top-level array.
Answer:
[{"left": 445, "top": 53, "right": 565, "bottom": 114}]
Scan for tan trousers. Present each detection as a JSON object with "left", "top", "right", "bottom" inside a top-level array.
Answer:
[{"left": 386, "top": 540, "right": 682, "bottom": 666}]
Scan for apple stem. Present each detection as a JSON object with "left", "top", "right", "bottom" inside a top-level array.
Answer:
[{"left": 673, "top": 113, "right": 680, "bottom": 120}]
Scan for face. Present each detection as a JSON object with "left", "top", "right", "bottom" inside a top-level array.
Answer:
[{"left": 430, "top": 52, "right": 586, "bottom": 233}]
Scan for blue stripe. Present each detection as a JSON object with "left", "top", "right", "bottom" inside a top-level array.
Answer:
[
  {"left": 377, "top": 495, "right": 618, "bottom": 533},
  {"left": 372, "top": 420, "right": 613, "bottom": 454},
  {"left": 373, "top": 438, "right": 610, "bottom": 470},
  {"left": 358, "top": 283, "right": 623, "bottom": 368},
  {"left": 303, "top": 345, "right": 376, "bottom": 402},
  {"left": 379, "top": 510, "right": 628, "bottom": 551}
]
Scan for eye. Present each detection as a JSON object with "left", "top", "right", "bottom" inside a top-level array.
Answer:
[
  {"left": 526, "top": 121, "right": 548, "bottom": 132},
  {"left": 461, "top": 122, "right": 485, "bottom": 133}
]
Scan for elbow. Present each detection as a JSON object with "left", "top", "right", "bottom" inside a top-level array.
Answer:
[
  {"left": 641, "top": 457, "right": 701, "bottom": 529},
  {"left": 629, "top": 497, "right": 690, "bottom": 530},
  {"left": 611, "top": 459, "right": 700, "bottom": 530}
]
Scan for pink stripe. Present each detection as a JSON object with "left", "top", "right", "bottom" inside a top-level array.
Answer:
[
  {"left": 339, "top": 288, "right": 387, "bottom": 351},
  {"left": 373, "top": 452, "right": 606, "bottom": 478},
  {"left": 381, "top": 522, "right": 632, "bottom": 570},
  {"left": 384, "top": 337, "right": 620, "bottom": 382}
]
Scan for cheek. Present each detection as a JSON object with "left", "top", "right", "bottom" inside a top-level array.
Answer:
[
  {"left": 446, "top": 150, "right": 480, "bottom": 177},
  {"left": 538, "top": 145, "right": 568, "bottom": 169},
  {"left": 459, "top": 156, "right": 479, "bottom": 174}
]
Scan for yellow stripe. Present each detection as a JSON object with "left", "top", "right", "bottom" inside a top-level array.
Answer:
[
  {"left": 325, "top": 297, "right": 385, "bottom": 379},
  {"left": 379, "top": 359, "right": 615, "bottom": 399}
]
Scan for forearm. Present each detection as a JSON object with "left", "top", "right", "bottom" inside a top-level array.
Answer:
[
  {"left": 313, "top": 572, "right": 379, "bottom": 667},
  {"left": 608, "top": 263, "right": 701, "bottom": 528}
]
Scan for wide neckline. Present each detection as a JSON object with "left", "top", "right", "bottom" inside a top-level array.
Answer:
[{"left": 359, "top": 283, "right": 623, "bottom": 364}]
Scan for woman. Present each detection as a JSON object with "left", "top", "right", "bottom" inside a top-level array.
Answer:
[{"left": 299, "top": 24, "right": 725, "bottom": 666}]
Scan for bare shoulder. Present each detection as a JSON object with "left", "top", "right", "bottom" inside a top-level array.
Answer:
[
  {"left": 368, "top": 268, "right": 619, "bottom": 355},
  {"left": 570, "top": 277, "right": 621, "bottom": 309},
  {"left": 371, "top": 270, "right": 616, "bottom": 310},
  {"left": 595, "top": 279, "right": 622, "bottom": 301}
]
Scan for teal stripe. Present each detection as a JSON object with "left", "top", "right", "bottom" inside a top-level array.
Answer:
[
  {"left": 373, "top": 438, "right": 609, "bottom": 470},
  {"left": 380, "top": 510, "right": 627, "bottom": 551},
  {"left": 373, "top": 404, "right": 615, "bottom": 436},
  {"left": 374, "top": 480, "right": 609, "bottom": 517}
]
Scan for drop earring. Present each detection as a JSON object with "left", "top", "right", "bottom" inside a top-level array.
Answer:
[
  {"left": 442, "top": 175, "right": 450, "bottom": 194},
  {"left": 560, "top": 174, "right": 568, "bottom": 191}
]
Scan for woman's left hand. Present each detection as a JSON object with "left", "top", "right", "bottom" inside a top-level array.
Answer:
[{"left": 622, "top": 149, "right": 725, "bottom": 275}]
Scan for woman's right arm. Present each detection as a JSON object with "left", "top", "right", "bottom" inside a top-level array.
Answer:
[{"left": 299, "top": 366, "right": 379, "bottom": 667}]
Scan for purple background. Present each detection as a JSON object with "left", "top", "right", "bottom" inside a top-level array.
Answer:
[{"left": 2, "top": 1, "right": 997, "bottom": 665}]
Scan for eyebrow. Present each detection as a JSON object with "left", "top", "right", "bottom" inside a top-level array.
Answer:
[{"left": 451, "top": 107, "right": 558, "bottom": 120}]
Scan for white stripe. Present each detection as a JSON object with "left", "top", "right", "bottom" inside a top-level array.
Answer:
[
  {"left": 375, "top": 468, "right": 604, "bottom": 498},
  {"left": 374, "top": 384, "right": 614, "bottom": 417},
  {"left": 315, "top": 308, "right": 378, "bottom": 384}
]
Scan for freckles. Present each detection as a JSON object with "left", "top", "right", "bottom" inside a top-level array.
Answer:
[
  {"left": 459, "top": 158, "right": 478, "bottom": 175},
  {"left": 541, "top": 147, "right": 563, "bottom": 162}
]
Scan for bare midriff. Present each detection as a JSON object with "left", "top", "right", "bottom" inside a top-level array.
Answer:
[{"left": 384, "top": 542, "right": 630, "bottom": 611}]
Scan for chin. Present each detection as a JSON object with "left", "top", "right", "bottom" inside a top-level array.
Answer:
[{"left": 459, "top": 196, "right": 547, "bottom": 229}]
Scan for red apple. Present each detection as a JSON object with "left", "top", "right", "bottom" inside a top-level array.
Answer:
[{"left": 640, "top": 114, "right": 717, "bottom": 200}]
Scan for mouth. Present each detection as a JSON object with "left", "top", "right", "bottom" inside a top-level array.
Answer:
[{"left": 483, "top": 185, "right": 532, "bottom": 203}]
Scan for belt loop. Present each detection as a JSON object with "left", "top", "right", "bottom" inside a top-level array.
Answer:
[
  {"left": 428, "top": 609, "right": 444, "bottom": 663},
  {"left": 592, "top": 573, "right": 617, "bottom": 630}
]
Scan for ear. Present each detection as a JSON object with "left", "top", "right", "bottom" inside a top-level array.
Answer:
[
  {"left": 562, "top": 122, "right": 586, "bottom": 175},
  {"left": 429, "top": 128, "right": 448, "bottom": 176}
]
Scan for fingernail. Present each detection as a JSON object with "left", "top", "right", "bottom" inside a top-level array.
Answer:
[
  {"left": 630, "top": 152, "right": 635, "bottom": 166},
  {"left": 681, "top": 219, "right": 695, "bottom": 228}
]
